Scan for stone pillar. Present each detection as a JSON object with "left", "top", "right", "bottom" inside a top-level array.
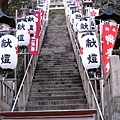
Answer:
[{"left": 109, "top": 55, "right": 120, "bottom": 120}]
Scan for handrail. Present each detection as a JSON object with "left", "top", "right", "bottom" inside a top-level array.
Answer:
[
  {"left": 66, "top": 17, "right": 104, "bottom": 120},
  {"left": 85, "top": 69, "right": 104, "bottom": 120},
  {"left": 11, "top": 55, "right": 33, "bottom": 112},
  {"left": 89, "top": 80, "right": 104, "bottom": 120}
]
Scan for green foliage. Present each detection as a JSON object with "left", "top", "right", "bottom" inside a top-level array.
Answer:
[
  {"left": 49, "top": 10, "right": 58, "bottom": 15},
  {"left": 94, "top": 1, "right": 120, "bottom": 39},
  {"left": 6, "top": 0, "right": 32, "bottom": 16},
  {"left": 112, "top": 49, "right": 120, "bottom": 55},
  {"left": 118, "top": 31, "right": 120, "bottom": 39},
  {"left": 94, "top": 0, "right": 120, "bottom": 14}
]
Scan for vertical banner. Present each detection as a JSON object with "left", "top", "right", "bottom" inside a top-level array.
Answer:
[
  {"left": 29, "top": 11, "right": 41, "bottom": 56},
  {"left": 102, "top": 24, "right": 119, "bottom": 74},
  {"left": 40, "top": 10, "right": 45, "bottom": 25}
]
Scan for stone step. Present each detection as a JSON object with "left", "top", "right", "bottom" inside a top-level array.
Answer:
[
  {"left": 31, "top": 80, "right": 82, "bottom": 87},
  {"left": 40, "top": 52, "right": 74, "bottom": 55},
  {"left": 35, "top": 66, "right": 79, "bottom": 71},
  {"left": 35, "top": 69, "right": 78, "bottom": 72},
  {"left": 31, "top": 87, "right": 84, "bottom": 92},
  {"left": 38, "top": 59, "right": 76, "bottom": 62},
  {"left": 37, "top": 64, "right": 78, "bottom": 68},
  {"left": 45, "top": 31, "right": 69, "bottom": 34},
  {"left": 37, "top": 60, "right": 76, "bottom": 64},
  {"left": 38, "top": 58, "right": 75, "bottom": 61},
  {"left": 45, "top": 28, "right": 68, "bottom": 31},
  {"left": 34, "top": 72, "right": 79, "bottom": 76},
  {"left": 34, "top": 69, "right": 78, "bottom": 73},
  {"left": 42, "top": 45, "right": 72, "bottom": 48},
  {"left": 27, "top": 99, "right": 87, "bottom": 106},
  {"left": 28, "top": 95, "right": 86, "bottom": 101},
  {"left": 32, "top": 79, "right": 82, "bottom": 84},
  {"left": 31, "top": 83, "right": 83, "bottom": 89},
  {"left": 29, "top": 90, "right": 85, "bottom": 97},
  {"left": 38, "top": 61, "right": 77, "bottom": 64},
  {"left": 33, "top": 77, "right": 81, "bottom": 81},
  {"left": 33, "top": 79, "right": 82, "bottom": 85},
  {"left": 34, "top": 74, "right": 80, "bottom": 78},
  {"left": 44, "top": 34, "right": 69, "bottom": 39},
  {"left": 40, "top": 53, "right": 75, "bottom": 56},
  {"left": 36, "top": 64, "right": 78, "bottom": 71},
  {"left": 42, "top": 40, "right": 70, "bottom": 44},
  {"left": 36, "top": 63, "right": 78, "bottom": 66},
  {"left": 42, "top": 41, "right": 70, "bottom": 43},
  {"left": 40, "top": 52, "right": 75, "bottom": 55},
  {"left": 26, "top": 104, "right": 88, "bottom": 111},
  {"left": 47, "top": 26, "right": 67, "bottom": 31}
]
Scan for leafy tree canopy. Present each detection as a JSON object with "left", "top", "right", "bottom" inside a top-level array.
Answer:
[{"left": 0, "top": 0, "right": 33, "bottom": 16}]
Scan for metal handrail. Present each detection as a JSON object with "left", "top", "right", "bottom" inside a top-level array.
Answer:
[
  {"left": 85, "top": 69, "right": 104, "bottom": 120},
  {"left": 11, "top": 55, "right": 33, "bottom": 112}
]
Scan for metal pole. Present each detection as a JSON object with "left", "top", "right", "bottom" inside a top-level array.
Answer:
[
  {"left": 32, "top": 2, "right": 33, "bottom": 9},
  {"left": 99, "top": 19, "right": 105, "bottom": 115},
  {"left": 11, "top": 55, "right": 33, "bottom": 112},
  {"left": 14, "top": 9, "right": 18, "bottom": 97},
  {"left": 15, "top": 10, "right": 18, "bottom": 25},
  {"left": 89, "top": 80, "right": 104, "bottom": 120},
  {"left": 24, "top": 48, "right": 27, "bottom": 72},
  {"left": 37, "top": 0, "right": 39, "bottom": 7}
]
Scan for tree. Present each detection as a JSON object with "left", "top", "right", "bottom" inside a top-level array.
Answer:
[
  {"left": 0, "top": 0, "right": 32, "bottom": 16},
  {"left": 0, "top": 0, "right": 9, "bottom": 12}
]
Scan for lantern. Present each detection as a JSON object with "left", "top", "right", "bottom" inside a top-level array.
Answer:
[
  {"left": 78, "top": 32, "right": 100, "bottom": 69},
  {"left": 0, "top": 23, "right": 11, "bottom": 31},
  {"left": 83, "top": 0, "right": 93, "bottom": 4},
  {"left": 0, "top": 50, "right": 18, "bottom": 69},
  {"left": 76, "top": 17, "right": 90, "bottom": 33},
  {"left": 70, "top": 11, "right": 77, "bottom": 25},
  {"left": 26, "top": 15, "right": 37, "bottom": 34},
  {"left": 16, "top": 21, "right": 30, "bottom": 46},
  {"left": 0, "top": 35, "right": 18, "bottom": 69},
  {"left": 67, "top": 5, "right": 76, "bottom": 19},
  {"left": 0, "top": 35, "right": 18, "bottom": 48},
  {"left": 72, "top": 12, "right": 82, "bottom": 32}
]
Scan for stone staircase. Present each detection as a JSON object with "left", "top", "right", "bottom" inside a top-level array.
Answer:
[{"left": 26, "top": 9, "right": 88, "bottom": 111}]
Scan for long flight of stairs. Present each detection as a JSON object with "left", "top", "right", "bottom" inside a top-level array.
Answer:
[
  {"left": 0, "top": 8, "right": 96, "bottom": 120},
  {"left": 26, "top": 9, "right": 88, "bottom": 111}
]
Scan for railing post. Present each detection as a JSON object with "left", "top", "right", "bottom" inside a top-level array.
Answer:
[
  {"left": 19, "top": 85, "right": 25, "bottom": 111},
  {"left": 24, "top": 72, "right": 30, "bottom": 108},
  {"left": 0, "top": 116, "right": 3, "bottom": 120},
  {"left": 0, "top": 82, "right": 1, "bottom": 102},
  {"left": 109, "top": 55, "right": 120, "bottom": 120},
  {"left": 88, "top": 81, "right": 92, "bottom": 108}
]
